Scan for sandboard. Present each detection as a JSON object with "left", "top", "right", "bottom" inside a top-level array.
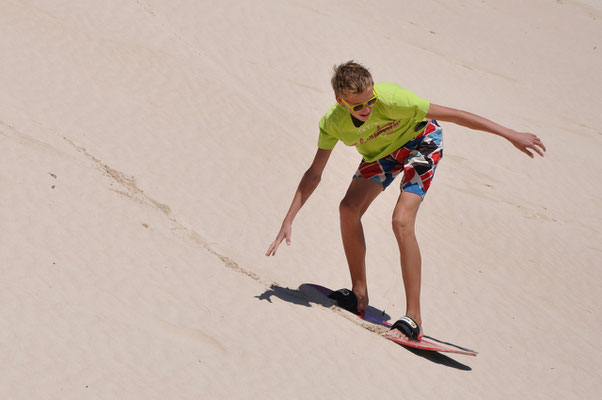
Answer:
[{"left": 302, "top": 283, "right": 478, "bottom": 357}]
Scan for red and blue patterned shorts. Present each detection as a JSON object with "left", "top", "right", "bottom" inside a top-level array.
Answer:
[{"left": 353, "top": 120, "right": 443, "bottom": 197}]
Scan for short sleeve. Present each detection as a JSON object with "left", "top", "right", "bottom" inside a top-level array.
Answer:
[
  {"left": 317, "top": 126, "right": 338, "bottom": 150},
  {"left": 317, "top": 112, "right": 339, "bottom": 150}
]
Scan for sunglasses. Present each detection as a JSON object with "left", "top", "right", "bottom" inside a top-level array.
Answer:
[{"left": 341, "top": 88, "right": 378, "bottom": 112}]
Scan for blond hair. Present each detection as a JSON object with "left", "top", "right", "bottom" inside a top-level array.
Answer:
[{"left": 331, "top": 61, "right": 374, "bottom": 97}]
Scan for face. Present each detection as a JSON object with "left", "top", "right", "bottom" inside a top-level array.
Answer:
[{"left": 336, "top": 86, "right": 377, "bottom": 122}]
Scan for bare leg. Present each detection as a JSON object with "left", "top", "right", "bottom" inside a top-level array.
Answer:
[
  {"left": 386, "top": 191, "right": 424, "bottom": 340},
  {"left": 339, "top": 178, "right": 383, "bottom": 312}
]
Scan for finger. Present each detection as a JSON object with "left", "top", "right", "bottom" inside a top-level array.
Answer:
[
  {"left": 265, "top": 241, "right": 278, "bottom": 256},
  {"left": 537, "top": 141, "right": 547, "bottom": 153},
  {"left": 532, "top": 136, "right": 546, "bottom": 152},
  {"left": 527, "top": 141, "right": 544, "bottom": 157}
]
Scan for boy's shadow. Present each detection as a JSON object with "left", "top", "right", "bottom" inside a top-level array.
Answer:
[
  {"left": 256, "top": 283, "right": 472, "bottom": 371},
  {"left": 255, "top": 283, "right": 390, "bottom": 319},
  {"left": 255, "top": 283, "right": 323, "bottom": 307}
]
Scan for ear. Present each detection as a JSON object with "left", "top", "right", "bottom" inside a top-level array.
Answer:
[{"left": 335, "top": 96, "right": 344, "bottom": 106}]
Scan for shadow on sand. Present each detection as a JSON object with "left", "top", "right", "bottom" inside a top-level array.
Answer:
[{"left": 255, "top": 283, "right": 472, "bottom": 371}]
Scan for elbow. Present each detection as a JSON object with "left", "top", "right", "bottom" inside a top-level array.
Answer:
[{"left": 304, "top": 170, "right": 322, "bottom": 186}]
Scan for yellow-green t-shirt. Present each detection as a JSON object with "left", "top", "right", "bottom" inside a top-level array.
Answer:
[{"left": 318, "top": 82, "right": 431, "bottom": 162}]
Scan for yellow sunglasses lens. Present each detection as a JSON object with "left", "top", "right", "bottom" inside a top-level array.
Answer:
[{"left": 350, "top": 93, "right": 378, "bottom": 112}]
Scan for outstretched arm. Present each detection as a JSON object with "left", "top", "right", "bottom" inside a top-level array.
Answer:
[
  {"left": 426, "top": 104, "right": 546, "bottom": 158},
  {"left": 265, "top": 148, "right": 333, "bottom": 256}
]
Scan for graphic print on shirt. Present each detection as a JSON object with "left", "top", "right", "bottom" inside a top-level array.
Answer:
[{"left": 353, "top": 120, "right": 402, "bottom": 146}]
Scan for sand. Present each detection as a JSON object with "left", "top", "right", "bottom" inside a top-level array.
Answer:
[{"left": 1, "top": 0, "right": 601, "bottom": 398}]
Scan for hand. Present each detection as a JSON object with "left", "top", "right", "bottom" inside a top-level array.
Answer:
[
  {"left": 508, "top": 131, "right": 546, "bottom": 158},
  {"left": 265, "top": 223, "right": 292, "bottom": 256}
]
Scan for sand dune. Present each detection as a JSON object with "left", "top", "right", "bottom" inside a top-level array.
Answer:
[{"left": 1, "top": 0, "right": 601, "bottom": 398}]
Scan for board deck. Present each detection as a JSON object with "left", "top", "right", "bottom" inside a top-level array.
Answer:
[{"left": 303, "top": 283, "right": 478, "bottom": 357}]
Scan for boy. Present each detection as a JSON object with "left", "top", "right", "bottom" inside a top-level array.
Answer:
[{"left": 265, "top": 61, "right": 545, "bottom": 341}]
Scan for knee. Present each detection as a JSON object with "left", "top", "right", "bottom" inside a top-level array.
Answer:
[
  {"left": 392, "top": 214, "right": 415, "bottom": 238},
  {"left": 339, "top": 197, "right": 361, "bottom": 219}
]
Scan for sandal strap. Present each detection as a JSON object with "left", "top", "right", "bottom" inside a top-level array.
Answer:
[
  {"left": 390, "top": 316, "right": 421, "bottom": 341},
  {"left": 328, "top": 288, "right": 361, "bottom": 316}
]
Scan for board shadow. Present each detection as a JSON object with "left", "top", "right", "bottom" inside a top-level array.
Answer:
[
  {"left": 256, "top": 283, "right": 473, "bottom": 370},
  {"left": 255, "top": 283, "right": 391, "bottom": 321},
  {"left": 398, "top": 345, "right": 472, "bottom": 370}
]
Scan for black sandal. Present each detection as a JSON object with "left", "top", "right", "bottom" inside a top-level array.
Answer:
[
  {"left": 390, "top": 316, "right": 421, "bottom": 341},
  {"left": 328, "top": 288, "right": 362, "bottom": 316}
]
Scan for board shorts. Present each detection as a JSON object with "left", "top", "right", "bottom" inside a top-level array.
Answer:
[{"left": 353, "top": 120, "right": 443, "bottom": 197}]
